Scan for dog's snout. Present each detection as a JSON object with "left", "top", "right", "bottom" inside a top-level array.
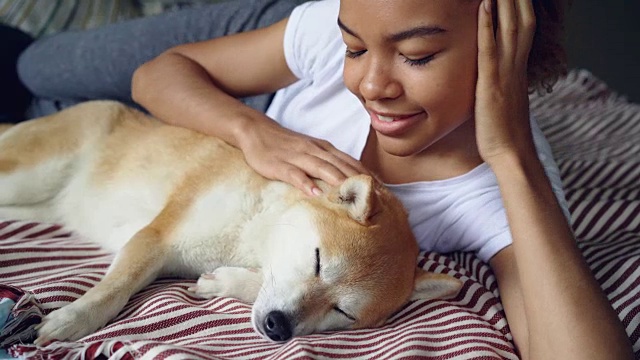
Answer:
[{"left": 264, "top": 311, "right": 292, "bottom": 342}]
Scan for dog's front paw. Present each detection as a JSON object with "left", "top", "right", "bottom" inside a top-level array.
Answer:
[
  {"left": 34, "top": 303, "right": 108, "bottom": 346},
  {"left": 189, "top": 267, "right": 262, "bottom": 303}
]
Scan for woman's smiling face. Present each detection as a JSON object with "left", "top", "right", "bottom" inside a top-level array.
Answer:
[{"left": 339, "top": 0, "right": 481, "bottom": 158}]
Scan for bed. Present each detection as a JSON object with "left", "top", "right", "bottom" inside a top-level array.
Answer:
[{"left": 0, "top": 69, "right": 639, "bottom": 359}]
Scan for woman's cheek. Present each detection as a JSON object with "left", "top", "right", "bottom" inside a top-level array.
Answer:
[{"left": 342, "top": 66, "right": 359, "bottom": 98}]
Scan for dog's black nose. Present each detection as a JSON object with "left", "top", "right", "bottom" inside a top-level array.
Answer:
[{"left": 264, "top": 310, "right": 292, "bottom": 342}]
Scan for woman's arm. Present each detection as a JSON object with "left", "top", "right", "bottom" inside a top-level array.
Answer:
[
  {"left": 132, "top": 18, "right": 296, "bottom": 150},
  {"left": 132, "top": 18, "right": 368, "bottom": 196},
  {"left": 475, "top": 0, "right": 633, "bottom": 358},
  {"left": 490, "top": 166, "right": 633, "bottom": 359}
]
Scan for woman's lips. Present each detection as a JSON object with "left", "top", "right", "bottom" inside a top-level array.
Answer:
[{"left": 369, "top": 111, "right": 424, "bottom": 137}]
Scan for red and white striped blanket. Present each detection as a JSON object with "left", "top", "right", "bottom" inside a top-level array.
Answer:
[{"left": 1, "top": 69, "right": 639, "bottom": 359}]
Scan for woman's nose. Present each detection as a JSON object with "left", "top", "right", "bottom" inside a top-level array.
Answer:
[{"left": 358, "top": 59, "right": 402, "bottom": 101}]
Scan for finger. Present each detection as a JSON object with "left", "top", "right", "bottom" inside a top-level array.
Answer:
[
  {"left": 478, "top": 0, "right": 499, "bottom": 83},
  {"left": 334, "top": 152, "right": 370, "bottom": 176},
  {"left": 300, "top": 139, "right": 369, "bottom": 179},
  {"left": 281, "top": 165, "right": 321, "bottom": 196},
  {"left": 324, "top": 148, "right": 370, "bottom": 176},
  {"left": 314, "top": 140, "right": 370, "bottom": 176},
  {"left": 496, "top": 0, "right": 518, "bottom": 58},
  {"left": 290, "top": 154, "right": 348, "bottom": 186},
  {"left": 515, "top": 0, "right": 536, "bottom": 63}
]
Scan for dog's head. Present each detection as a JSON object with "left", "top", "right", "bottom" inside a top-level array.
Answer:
[{"left": 253, "top": 174, "right": 462, "bottom": 341}]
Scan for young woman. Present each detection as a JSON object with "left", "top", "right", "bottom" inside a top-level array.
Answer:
[
  {"left": 129, "top": 0, "right": 633, "bottom": 358},
  {"left": 15, "top": 0, "right": 633, "bottom": 358}
]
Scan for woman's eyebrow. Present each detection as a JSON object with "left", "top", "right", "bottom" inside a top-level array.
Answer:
[
  {"left": 387, "top": 26, "right": 447, "bottom": 42},
  {"left": 337, "top": 18, "right": 359, "bottom": 38},
  {"left": 337, "top": 17, "right": 446, "bottom": 42}
]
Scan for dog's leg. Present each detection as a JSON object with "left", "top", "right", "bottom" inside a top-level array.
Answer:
[
  {"left": 190, "top": 267, "right": 263, "bottom": 304},
  {"left": 0, "top": 115, "right": 88, "bottom": 207},
  {"left": 0, "top": 124, "right": 12, "bottom": 136},
  {"left": 0, "top": 102, "right": 123, "bottom": 207},
  {"left": 0, "top": 121, "right": 54, "bottom": 218},
  {"left": 0, "top": 204, "right": 55, "bottom": 223},
  {"left": 34, "top": 226, "right": 168, "bottom": 345}
]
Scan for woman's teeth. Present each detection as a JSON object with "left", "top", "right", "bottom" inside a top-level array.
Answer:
[{"left": 378, "top": 115, "right": 395, "bottom": 122}]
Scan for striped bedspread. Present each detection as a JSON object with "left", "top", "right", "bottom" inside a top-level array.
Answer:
[{"left": 1, "top": 69, "right": 639, "bottom": 359}]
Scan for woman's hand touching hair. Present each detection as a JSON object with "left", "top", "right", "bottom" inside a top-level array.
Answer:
[{"left": 474, "top": 0, "right": 536, "bottom": 164}]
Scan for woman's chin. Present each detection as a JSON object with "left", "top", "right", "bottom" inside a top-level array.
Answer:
[{"left": 374, "top": 134, "right": 434, "bottom": 158}]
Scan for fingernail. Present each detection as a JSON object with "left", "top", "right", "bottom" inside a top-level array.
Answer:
[
  {"left": 484, "top": 0, "right": 491, "bottom": 13},
  {"left": 311, "top": 187, "right": 323, "bottom": 196}
]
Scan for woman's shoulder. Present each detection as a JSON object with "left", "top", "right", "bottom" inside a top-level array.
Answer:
[
  {"left": 287, "top": 0, "right": 340, "bottom": 36},
  {"left": 284, "top": 0, "right": 344, "bottom": 80}
]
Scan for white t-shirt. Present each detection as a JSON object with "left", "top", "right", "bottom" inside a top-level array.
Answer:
[{"left": 265, "top": 0, "right": 569, "bottom": 262}]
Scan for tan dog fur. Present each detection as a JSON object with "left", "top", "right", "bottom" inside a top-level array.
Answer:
[{"left": 0, "top": 101, "right": 462, "bottom": 344}]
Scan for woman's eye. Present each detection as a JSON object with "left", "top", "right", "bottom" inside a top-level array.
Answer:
[
  {"left": 345, "top": 49, "right": 366, "bottom": 59},
  {"left": 404, "top": 53, "right": 436, "bottom": 67}
]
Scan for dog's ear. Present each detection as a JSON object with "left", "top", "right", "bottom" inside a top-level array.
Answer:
[
  {"left": 410, "top": 268, "right": 463, "bottom": 301},
  {"left": 330, "top": 174, "right": 379, "bottom": 225}
]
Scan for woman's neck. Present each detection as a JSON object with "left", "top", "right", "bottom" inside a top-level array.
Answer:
[{"left": 361, "top": 121, "right": 483, "bottom": 184}]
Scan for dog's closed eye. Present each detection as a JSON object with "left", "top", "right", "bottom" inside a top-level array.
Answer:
[
  {"left": 333, "top": 306, "right": 356, "bottom": 321},
  {"left": 315, "top": 248, "right": 321, "bottom": 277}
]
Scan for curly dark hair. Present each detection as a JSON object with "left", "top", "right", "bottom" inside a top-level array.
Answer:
[{"left": 528, "top": 0, "right": 570, "bottom": 93}]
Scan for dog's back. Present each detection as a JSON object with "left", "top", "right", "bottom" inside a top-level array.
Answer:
[{"left": 1, "top": 101, "right": 269, "bottom": 256}]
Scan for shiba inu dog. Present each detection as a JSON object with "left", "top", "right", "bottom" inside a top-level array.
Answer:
[{"left": 0, "top": 101, "right": 462, "bottom": 344}]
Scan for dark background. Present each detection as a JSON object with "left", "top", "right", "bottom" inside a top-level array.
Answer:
[{"left": 565, "top": 0, "right": 640, "bottom": 102}]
